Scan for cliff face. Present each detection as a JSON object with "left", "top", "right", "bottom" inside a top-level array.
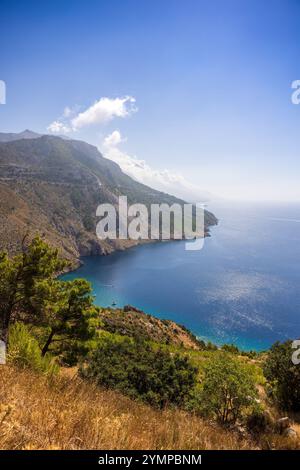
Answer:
[{"left": 0, "top": 133, "right": 217, "bottom": 260}]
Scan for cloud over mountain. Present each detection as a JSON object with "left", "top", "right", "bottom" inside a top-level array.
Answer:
[
  {"left": 47, "top": 96, "right": 136, "bottom": 134},
  {"left": 102, "top": 130, "right": 210, "bottom": 203},
  {"left": 47, "top": 97, "right": 210, "bottom": 202}
]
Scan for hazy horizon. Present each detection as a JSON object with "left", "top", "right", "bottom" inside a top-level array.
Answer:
[{"left": 1, "top": 0, "right": 300, "bottom": 203}]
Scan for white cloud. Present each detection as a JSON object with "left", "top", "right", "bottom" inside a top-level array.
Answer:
[
  {"left": 47, "top": 96, "right": 136, "bottom": 135},
  {"left": 102, "top": 131, "right": 211, "bottom": 202},
  {"left": 47, "top": 120, "right": 71, "bottom": 134},
  {"left": 72, "top": 96, "right": 136, "bottom": 130},
  {"left": 47, "top": 97, "right": 211, "bottom": 201},
  {"left": 103, "top": 129, "right": 126, "bottom": 147}
]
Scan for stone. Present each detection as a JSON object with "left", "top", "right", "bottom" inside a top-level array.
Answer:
[
  {"left": 277, "top": 416, "right": 290, "bottom": 433},
  {"left": 283, "top": 427, "right": 298, "bottom": 439}
]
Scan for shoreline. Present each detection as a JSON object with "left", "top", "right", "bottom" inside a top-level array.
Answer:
[
  {"left": 58, "top": 217, "right": 270, "bottom": 354},
  {"left": 58, "top": 221, "right": 218, "bottom": 276}
]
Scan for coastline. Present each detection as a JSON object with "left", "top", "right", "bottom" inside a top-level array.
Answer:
[
  {"left": 59, "top": 213, "right": 219, "bottom": 276},
  {"left": 57, "top": 217, "right": 275, "bottom": 354},
  {"left": 59, "top": 240, "right": 270, "bottom": 354}
]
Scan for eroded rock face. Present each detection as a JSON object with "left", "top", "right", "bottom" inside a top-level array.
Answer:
[{"left": 78, "top": 239, "right": 104, "bottom": 256}]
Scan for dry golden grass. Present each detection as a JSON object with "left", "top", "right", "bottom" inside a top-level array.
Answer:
[
  {"left": 1, "top": 365, "right": 300, "bottom": 450},
  {"left": 0, "top": 364, "right": 256, "bottom": 450}
]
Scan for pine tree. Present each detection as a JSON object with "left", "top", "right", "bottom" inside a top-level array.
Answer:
[{"left": 0, "top": 236, "right": 66, "bottom": 347}]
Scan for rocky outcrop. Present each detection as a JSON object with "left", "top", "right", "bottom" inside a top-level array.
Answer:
[{"left": 99, "top": 306, "right": 206, "bottom": 350}]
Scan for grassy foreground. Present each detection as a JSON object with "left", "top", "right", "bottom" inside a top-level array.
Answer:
[
  {"left": 1, "top": 364, "right": 299, "bottom": 450},
  {"left": 0, "top": 364, "right": 254, "bottom": 450},
  {"left": 1, "top": 238, "right": 300, "bottom": 451}
]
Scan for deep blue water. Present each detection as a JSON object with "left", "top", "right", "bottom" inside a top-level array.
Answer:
[{"left": 61, "top": 202, "right": 300, "bottom": 351}]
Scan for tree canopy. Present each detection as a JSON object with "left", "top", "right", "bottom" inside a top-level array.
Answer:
[
  {"left": 0, "top": 236, "right": 98, "bottom": 360},
  {"left": 199, "top": 353, "right": 258, "bottom": 424},
  {"left": 81, "top": 335, "right": 198, "bottom": 408},
  {"left": 264, "top": 340, "right": 300, "bottom": 411}
]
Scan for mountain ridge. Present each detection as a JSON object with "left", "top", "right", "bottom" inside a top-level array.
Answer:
[
  {"left": 0, "top": 131, "right": 217, "bottom": 261},
  {"left": 0, "top": 129, "right": 42, "bottom": 142}
]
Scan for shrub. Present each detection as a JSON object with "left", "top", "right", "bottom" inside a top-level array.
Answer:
[
  {"left": 199, "top": 353, "right": 258, "bottom": 424},
  {"left": 221, "top": 343, "right": 240, "bottom": 354},
  {"left": 80, "top": 336, "right": 198, "bottom": 408},
  {"left": 7, "top": 323, "right": 59, "bottom": 376},
  {"left": 206, "top": 341, "right": 218, "bottom": 351},
  {"left": 263, "top": 340, "right": 300, "bottom": 411},
  {"left": 246, "top": 408, "right": 274, "bottom": 435},
  {"left": 241, "top": 350, "right": 258, "bottom": 359}
]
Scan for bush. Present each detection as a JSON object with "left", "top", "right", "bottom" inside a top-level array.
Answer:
[
  {"left": 263, "top": 340, "right": 300, "bottom": 411},
  {"left": 206, "top": 341, "right": 218, "bottom": 351},
  {"left": 80, "top": 336, "right": 198, "bottom": 408},
  {"left": 7, "top": 323, "right": 59, "bottom": 376},
  {"left": 199, "top": 353, "right": 258, "bottom": 424},
  {"left": 221, "top": 343, "right": 240, "bottom": 354},
  {"left": 246, "top": 408, "right": 274, "bottom": 435}
]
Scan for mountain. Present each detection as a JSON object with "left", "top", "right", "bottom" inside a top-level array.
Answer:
[
  {"left": 0, "top": 129, "right": 42, "bottom": 142},
  {"left": 0, "top": 132, "right": 217, "bottom": 261}
]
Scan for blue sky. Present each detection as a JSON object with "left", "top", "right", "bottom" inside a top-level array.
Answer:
[{"left": 1, "top": 0, "right": 300, "bottom": 201}]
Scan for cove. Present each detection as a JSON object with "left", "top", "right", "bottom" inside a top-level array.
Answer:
[{"left": 61, "top": 202, "right": 300, "bottom": 351}]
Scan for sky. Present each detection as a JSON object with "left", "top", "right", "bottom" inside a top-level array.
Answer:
[{"left": 1, "top": 0, "right": 300, "bottom": 202}]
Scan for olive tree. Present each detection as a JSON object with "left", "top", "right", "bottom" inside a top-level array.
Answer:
[{"left": 200, "top": 353, "right": 258, "bottom": 424}]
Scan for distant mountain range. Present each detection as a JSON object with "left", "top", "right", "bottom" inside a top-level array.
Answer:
[
  {"left": 0, "top": 131, "right": 217, "bottom": 261},
  {"left": 0, "top": 129, "right": 41, "bottom": 142}
]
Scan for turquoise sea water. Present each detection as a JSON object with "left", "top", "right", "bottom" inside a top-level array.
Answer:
[{"left": 61, "top": 202, "right": 300, "bottom": 351}]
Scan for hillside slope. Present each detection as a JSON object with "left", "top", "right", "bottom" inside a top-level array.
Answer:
[
  {"left": 99, "top": 305, "right": 203, "bottom": 349},
  {"left": 0, "top": 129, "right": 41, "bottom": 142},
  {"left": 0, "top": 133, "right": 217, "bottom": 260},
  {"left": 2, "top": 363, "right": 299, "bottom": 450},
  {"left": 0, "top": 364, "right": 254, "bottom": 450}
]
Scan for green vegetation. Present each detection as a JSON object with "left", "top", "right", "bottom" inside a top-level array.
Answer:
[
  {"left": 35, "top": 278, "right": 98, "bottom": 357},
  {"left": 0, "top": 237, "right": 98, "bottom": 362},
  {"left": 221, "top": 343, "right": 240, "bottom": 354},
  {"left": 80, "top": 335, "right": 197, "bottom": 408},
  {"left": 8, "top": 322, "right": 59, "bottom": 376},
  {"left": 0, "top": 235, "right": 298, "bottom": 446},
  {"left": 198, "top": 353, "right": 258, "bottom": 424},
  {"left": 98, "top": 306, "right": 203, "bottom": 349},
  {"left": 0, "top": 236, "right": 65, "bottom": 345},
  {"left": 264, "top": 340, "right": 300, "bottom": 411}
]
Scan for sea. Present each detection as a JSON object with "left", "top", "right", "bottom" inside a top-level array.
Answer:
[{"left": 61, "top": 201, "right": 300, "bottom": 351}]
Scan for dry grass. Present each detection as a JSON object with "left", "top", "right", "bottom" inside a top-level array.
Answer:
[
  {"left": 1, "top": 365, "right": 299, "bottom": 450},
  {"left": 0, "top": 364, "right": 256, "bottom": 450}
]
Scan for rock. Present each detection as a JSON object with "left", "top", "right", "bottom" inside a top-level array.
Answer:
[
  {"left": 236, "top": 425, "right": 247, "bottom": 437},
  {"left": 277, "top": 417, "right": 290, "bottom": 433},
  {"left": 123, "top": 305, "right": 143, "bottom": 313},
  {"left": 283, "top": 427, "right": 298, "bottom": 439}
]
